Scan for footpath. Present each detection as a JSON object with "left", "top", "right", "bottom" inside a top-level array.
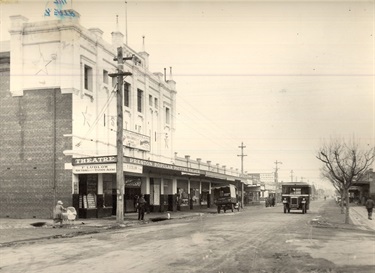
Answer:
[
  {"left": 0, "top": 208, "right": 220, "bottom": 246},
  {"left": 311, "top": 200, "right": 375, "bottom": 232},
  {"left": 0, "top": 201, "right": 373, "bottom": 247}
]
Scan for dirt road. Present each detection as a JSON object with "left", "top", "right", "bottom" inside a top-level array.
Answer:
[{"left": 1, "top": 200, "right": 374, "bottom": 273}]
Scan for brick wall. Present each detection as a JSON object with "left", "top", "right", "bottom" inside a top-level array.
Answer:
[{"left": 0, "top": 68, "right": 73, "bottom": 219}]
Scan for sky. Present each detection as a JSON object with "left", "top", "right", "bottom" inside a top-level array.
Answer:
[{"left": 1, "top": 0, "right": 374, "bottom": 190}]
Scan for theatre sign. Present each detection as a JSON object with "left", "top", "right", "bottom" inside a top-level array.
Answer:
[{"left": 72, "top": 156, "right": 142, "bottom": 174}]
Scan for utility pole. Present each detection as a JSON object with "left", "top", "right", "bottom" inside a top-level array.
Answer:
[
  {"left": 274, "top": 160, "right": 282, "bottom": 203},
  {"left": 109, "top": 47, "right": 132, "bottom": 223},
  {"left": 274, "top": 160, "right": 282, "bottom": 183},
  {"left": 237, "top": 142, "right": 247, "bottom": 174},
  {"left": 237, "top": 142, "right": 247, "bottom": 208}
]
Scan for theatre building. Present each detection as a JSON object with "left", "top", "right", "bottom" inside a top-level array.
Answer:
[{"left": 0, "top": 11, "right": 247, "bottom": 219}]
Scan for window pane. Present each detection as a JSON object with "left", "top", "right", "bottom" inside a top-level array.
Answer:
[
  {"left": 84, "top": 65, "right": 93, "bottom": 91},
  {"left": 103, "top": 70, "right": 108, "bottom": 84},
  {"left": 124, "top": 83, "right": 130, "bottom": 107},
  {"left": 165, "top": 107, "right": 170, "bottom": 124}
]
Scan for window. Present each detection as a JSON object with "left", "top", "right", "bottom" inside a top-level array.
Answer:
[
  {"left": 103, "top": 70, "right": 108, "bottom": 84},
  {"left": 84, "top": 65, "right": 93, "bottom": 91},
  {"left": 137, "top": 89, "right": 143, "bottom": 112},
  {"left": 154, "top": 98, "right": 158, "bottom": 108},
  {"left": 165, "top": 107, "right": 170, "bottom": 124},
  {"left": 149, "top": 95, "right": 153, "bottom": 106},
  {"left": 124, "top": 82, "right": 130, "bottom": 107}
]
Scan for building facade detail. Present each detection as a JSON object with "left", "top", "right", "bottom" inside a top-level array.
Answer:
[{"left": 0, "top": 11, "right": 248, "bottom": 219}]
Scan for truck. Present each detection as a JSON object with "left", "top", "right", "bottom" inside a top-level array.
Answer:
[
  {"left": 281, "top": 182, "right": 311, "bottom": 214},
  {"left": 213, "top": 184, "right": 240, "bottom": 213}
]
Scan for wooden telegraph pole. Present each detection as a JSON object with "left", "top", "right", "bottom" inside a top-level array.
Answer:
[
  {"left": 237, "top": 142, "right": 247, "bottom": 208},
  {"left": 109, "top": 47, "right": 132, "bottom": 223}
]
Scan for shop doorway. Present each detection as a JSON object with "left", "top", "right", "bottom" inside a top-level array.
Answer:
[
  {"left": 125, "top": 187, "right": 141, "bottom": 212},
  {"left": 111, "top": 176, "right": 142, "bottom": 214},
  {"left": 111, "top": 187, "right": 141, "bottom": 214}
]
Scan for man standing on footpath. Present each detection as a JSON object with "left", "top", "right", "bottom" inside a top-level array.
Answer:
[
  {"left": 365, "top": 197, "right": 374, "bottom": 220},
  {"left": 137, "top": 194, "right": 147, "bottom": 221}
]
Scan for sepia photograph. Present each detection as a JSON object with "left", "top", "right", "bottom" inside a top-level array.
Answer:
[{"left": 0, "top": 0, "right": 374, "bottom": 272}]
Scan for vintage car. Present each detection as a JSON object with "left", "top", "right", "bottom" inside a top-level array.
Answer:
[
  {"left": 281, "top": 182, "right": 311, "bottom": 214},
  {"left": 213, "top": 184, "right": 240, "bottom": 213}
]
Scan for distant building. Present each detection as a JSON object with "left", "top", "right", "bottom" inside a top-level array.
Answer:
[
  {"left": 247, "top": 172, "right": 276, "bottom": 200},
  {"left": 349, "top": 169, "right": 375, "bottom": 205},
  {"left": 260, "top": 172, "right": 275, "bottom": 185},
  {"left": 0, "top": 11, "right": 246, "bottom": 218}
]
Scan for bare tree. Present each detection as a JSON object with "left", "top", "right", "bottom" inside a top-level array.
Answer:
[{"left": 316, "top": 137, "right": 375, "bottom": 224}]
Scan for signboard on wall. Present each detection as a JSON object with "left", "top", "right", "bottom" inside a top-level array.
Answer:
[
  {"left": 125, "top": 157, "right": 201, "bottom": 175},
  {"left": 73, "top": 164, "right": 116, "bottom": 174},
  {"left": 72, "top": 156, "right": 117, "bottom": 165},
  {"left": 73, "top": 163, "right": 143, "bottom": 174},
  {"left": 123, "top": 130, "right": 151, "bottom": 151},
  {"left": 125, "top": 177, "right": 142, "bottom": 187}
]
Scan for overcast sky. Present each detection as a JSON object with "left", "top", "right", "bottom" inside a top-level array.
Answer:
[{"left": 1, "top": 0, "right": 374, "bottom": 189}]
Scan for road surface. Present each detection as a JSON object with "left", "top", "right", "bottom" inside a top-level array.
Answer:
[{"left": 1, "top": 200, "right": 374, "bottom": 273}]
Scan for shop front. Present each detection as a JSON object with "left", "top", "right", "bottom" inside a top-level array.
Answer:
[
  {"left": 163, "top": 178, "right": 175, "bottom": 212},
  {"left": 149, "top": 177, "right": 176, "bottom": 213},
  {"left": 244, "top": 185, "right": 261, "bottom": 205},
  {"left": 177, "top": 179, "right": 189, "bottom": 211},
  {"left": 72, "top": 173, "right": 115, "bottom": 219},
  {"left": 124, "top": 176, "right": 142, "bottom": 213},
  {"left": 70, "top": 155, "right": 243, "bottom": 218},
  {"left": 149, "top": 178, "right": 161, "bottom": 212},
  {"left": 190, "top": 180, "right": 201, "bottom": 210},
  {"left": 349, "top": 184, "right": 369, "bottom": 205},
  {"left": 201, "top": 181, "right": 210, "bottom": 208},
  {"left": 71, "top": 156, "right": 144, "bottom": 218}
]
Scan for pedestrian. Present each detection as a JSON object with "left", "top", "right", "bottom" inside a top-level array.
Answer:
[
  {"left": 53, "top": 200, "right": 66, "bottom": 228},
  {"left": 365, "top": 197, "right": 374, "bottom": 220},
  {"left": 137, "top": 194, "right": 147, "bottom": 221}
]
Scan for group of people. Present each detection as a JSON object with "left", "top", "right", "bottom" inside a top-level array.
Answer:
[
  {"left": 52, "top": 195, "right": 148, "bottom": 228},
  {"left": 265, "top": 196, "right": 276, "bottom": 207}
]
